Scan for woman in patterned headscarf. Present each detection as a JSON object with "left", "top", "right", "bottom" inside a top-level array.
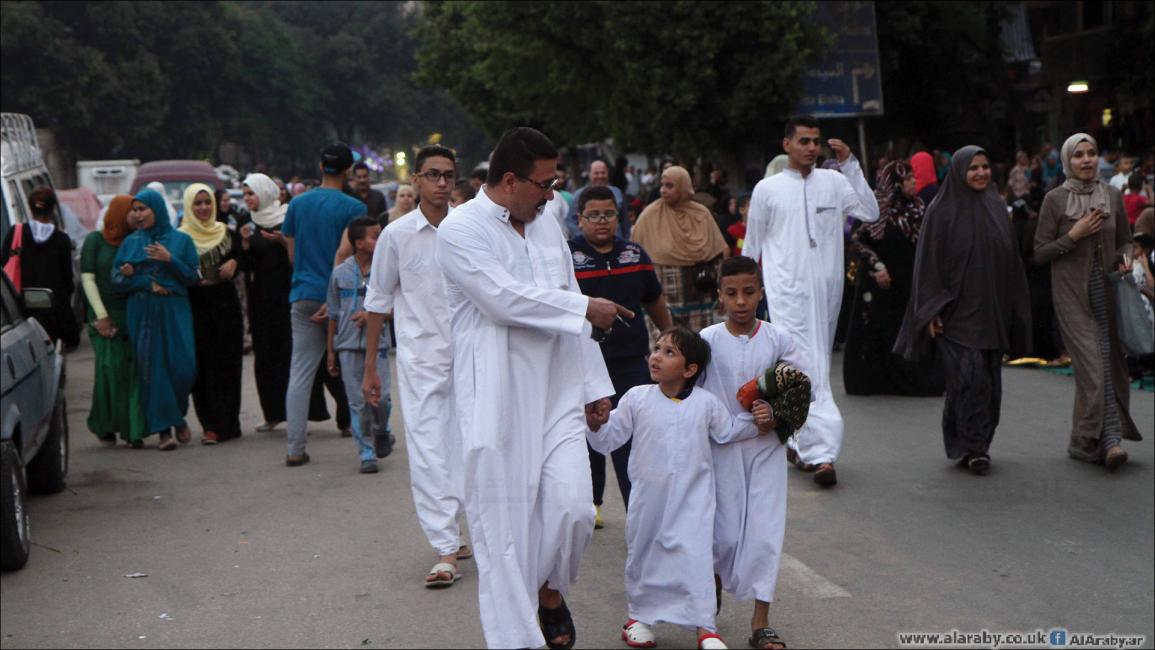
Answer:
[
  {"left": 844, "top": 160, "right": 943, "bottom": 396},
  {"left": 1034, "top": 133, "right": 1140, "bottom": 471},
  {"left": 80, "top": 195, "right": 147, "bottom": 447}
]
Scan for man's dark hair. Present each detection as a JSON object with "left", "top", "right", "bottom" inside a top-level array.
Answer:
[
  {"left": 487, "top": 127, "right": 558, "bottom": 187},
  {"left": 347, "top": 216, "right": 379, "bottom": 247},
  {"left": 785, "top": 114, "right": 821, "bottom": 139},
  {"left": 470, "top": 167, "right": 488, "bottom": 183},
  {"left": 416, "top": 145, "right": 457, "bottom": 172},
  {"left": 353, "top": 161, "right": 370, "bottom": 174},
  {"left": 1129, "top": 171, "right": 1144, "bottom": 191},
  {"left": 453, "top": 180, "right": 477, "bottom": 202},
  {"left": 578, "top": 185, "right": 616, "bottom": 214},
  {"left": 658, "top": 326, "right": 711, "bottom": 384},
  {"left": 720, "top": 255, "right": 762, "bottom": 283}
]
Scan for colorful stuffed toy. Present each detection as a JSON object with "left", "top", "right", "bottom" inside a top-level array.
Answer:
[{"left": 735, "top": 361, "right": 812, "bottom": 444}]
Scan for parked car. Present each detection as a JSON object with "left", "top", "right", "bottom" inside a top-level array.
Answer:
[
  {"left": 129, "top": 160, "right": 223, "bottom": 224},
  {"left": 1, "top": 272, "right": 68, "bottom": 571}
]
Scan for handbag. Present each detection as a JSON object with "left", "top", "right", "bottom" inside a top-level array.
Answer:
[
  {"left": 1113, "top": 272, "right": 1154, "bottom": 356},
  {"left": 3, "top": 223, "right": 23, "bottom": 291}
]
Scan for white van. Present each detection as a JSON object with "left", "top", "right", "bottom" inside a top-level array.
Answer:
[
  {"left": 1, "top": 113, "right": 87, "bottom": 335},
  {"left": 76, "top": 159, "right": 139, "bottom": 207}
]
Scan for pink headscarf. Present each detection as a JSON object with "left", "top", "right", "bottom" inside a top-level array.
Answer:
[{"left": 910, "top": 151, "right": 937, "bottom": 194}]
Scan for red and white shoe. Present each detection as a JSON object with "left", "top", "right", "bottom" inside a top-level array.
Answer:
[
  {"left": 697, "top": 631, "right": 728, "bottom": 649},
  {"left": 622, "top": 619, "right": 656, "bottom": 648}
]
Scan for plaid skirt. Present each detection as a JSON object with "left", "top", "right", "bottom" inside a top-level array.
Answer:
[{"left": 648, "top": 261, "right": 723, "bottom": 341}]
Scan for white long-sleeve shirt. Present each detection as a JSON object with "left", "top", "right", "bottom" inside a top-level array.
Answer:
[
  {"left": 741, "top": 156, "right": 878, "bottom": 465},
  {"left": 587, "top": 384, "right": 760, "bottom": 629}
]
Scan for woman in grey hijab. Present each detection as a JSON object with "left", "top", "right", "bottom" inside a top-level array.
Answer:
[
  {"left": 1034, "top": 133, "right": 1139, "bottom": 472},
  {"left": 894, "top": 146, "right": 1031, "bottom": 475}
]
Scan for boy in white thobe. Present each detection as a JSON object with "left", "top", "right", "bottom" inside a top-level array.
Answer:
[
  {"left": 742, "top": 115, "right": 879, "bottom": 486},
  {"left": 435, "top": 127, "right": 622, "bottom": 650},
  {"left": 699, "top": 256, "right": 809, "bottom": 650},
  {"left": 363, "top": 146, "right": 468, "bottom": 587},
  {"left": 588, "top": 327, "right": 774, "bottom": 650}
]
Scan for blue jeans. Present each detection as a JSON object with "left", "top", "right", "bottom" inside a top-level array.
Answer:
[{"left": 338, "top": 349, "right": 392, "bottom": 462}]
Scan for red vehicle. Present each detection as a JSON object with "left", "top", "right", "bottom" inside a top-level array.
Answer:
[{"left": 129, "top": 160, "right": 223, "bottom": 220}]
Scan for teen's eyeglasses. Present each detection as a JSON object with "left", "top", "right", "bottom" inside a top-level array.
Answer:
[{"left": 416, "top": 169, "right": 457, "bottom": 184}]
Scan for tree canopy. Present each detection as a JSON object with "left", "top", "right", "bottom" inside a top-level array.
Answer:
[
  {"left": 0, "top": 1, "right": 488, "bottom": 176},
  {"left": 416, "top": 1, "right": 831, "bottom": 163}
]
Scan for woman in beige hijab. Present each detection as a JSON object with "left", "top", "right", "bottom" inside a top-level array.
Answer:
[
  {"left": 1034, "top": 133, "right": 1140, "bottom": 471},
  {"left": 631, "top": 166, "right": 729, "bottom": 335}
]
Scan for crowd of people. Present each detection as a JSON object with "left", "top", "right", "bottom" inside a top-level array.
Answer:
[{"left": 2, "top": 113, "right": 1152, "bottom": 650}]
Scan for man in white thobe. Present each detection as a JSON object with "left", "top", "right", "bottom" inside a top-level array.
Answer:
[
  {"left": 742, "top": 115, "right": 879, "bottom": 487},
  {"left": 362, "top": 145, "right": 468, "bottom": 586},
  {"left": 436, "top": 127, "right": 626, "bottom": 649}
]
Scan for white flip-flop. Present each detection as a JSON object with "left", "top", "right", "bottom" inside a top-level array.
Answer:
[{"left": 424, "top": 562, "right": 461, "bottom": 588}]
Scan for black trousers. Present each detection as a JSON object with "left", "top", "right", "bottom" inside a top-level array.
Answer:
[
  {"left": 590, "top": 356, "right": 651, "bottom": 509},
  {"left": 938, "top": 337, "right": 1002, "bottom": 459}
]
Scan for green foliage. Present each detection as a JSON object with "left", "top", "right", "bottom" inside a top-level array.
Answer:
[
  {"left": 416, "top": 1, "right": 830, "bottom": 161},
  {"left": 0, "top": 0, "right": 487, "bottom": 175}
]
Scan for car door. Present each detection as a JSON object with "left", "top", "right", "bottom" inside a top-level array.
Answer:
[{"left": 0, "top": 278, "right": 48, "bottom": 454}]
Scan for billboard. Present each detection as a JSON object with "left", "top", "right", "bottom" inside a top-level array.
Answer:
[{"left": 797, "top": 1, "right": 884, "bottom": 118}]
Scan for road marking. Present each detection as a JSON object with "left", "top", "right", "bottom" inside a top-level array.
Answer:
[{"left": 781, "top": 553, "right": 851, "bottom": 599}]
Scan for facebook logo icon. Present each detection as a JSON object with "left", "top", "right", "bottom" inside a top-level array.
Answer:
[{"left": 1049, "top": 629, "right": 1068, "bottom": 646}]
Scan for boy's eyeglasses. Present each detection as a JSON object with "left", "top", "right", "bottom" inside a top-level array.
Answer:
[
  {"left": 416, "top": 169, "right": 456, "bottom": 183},
  {"left": 581, "top": 211, "right": 619, "bottom": 223}
]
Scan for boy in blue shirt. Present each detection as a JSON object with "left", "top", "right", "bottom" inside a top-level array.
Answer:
[{"left": 327, "top": 216, "right": 393, "bottom": 474}]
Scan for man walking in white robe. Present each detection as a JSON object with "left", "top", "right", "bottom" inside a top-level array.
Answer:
[
  {"left": 742, "top": 115, "right": 879, "bottom": 487},
  {"left": 363, "top": 145, "right": 469, "bottom": 587},
  {"left": 436, "top": 127, "right": 627, "bottom": 649}
]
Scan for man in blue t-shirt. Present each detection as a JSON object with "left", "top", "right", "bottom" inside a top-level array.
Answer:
[
  {"left": 276, "top": 143, "right": 367, "bottom": 466},
  {"left": 567, "top": 185, "right": 672, "bottom": 527}
]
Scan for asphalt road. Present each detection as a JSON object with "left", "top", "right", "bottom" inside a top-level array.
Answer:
[{"left": 1, "top": 339, "right": 1152, "bottom": 649}]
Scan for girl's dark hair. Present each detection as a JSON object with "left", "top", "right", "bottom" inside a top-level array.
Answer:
[
  {"left": 28, "top": 186, "right": 57, "bottom": 217},
  {"left": 658, "top": 326, "right": 711, "bottom": 383}
]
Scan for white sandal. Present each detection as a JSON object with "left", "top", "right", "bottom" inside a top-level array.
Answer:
[
  {"left": 622, "top": 619, "right": 656, "bottom": 648},
  {"left": 698, "top": 632, "right": 728, "bottom": 650},
  {"left": 424, "top": 562, "right": 461, "bottom": 588}
]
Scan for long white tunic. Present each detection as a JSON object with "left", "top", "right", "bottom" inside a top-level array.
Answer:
[
  {"left": 741, "top": 157, "right": 879, "bottom": 464},
  {"left": 363, "top": 206, "right": 464, "bottom": 557},
  {"left": 587, "top": 384, "right": 760, "bottom": 631},
  {"left": 699, "top": 321, "right": 809, "bottom": 603},
  {"left": 436, "top": 188, "right": 614, "bottom": 649}
]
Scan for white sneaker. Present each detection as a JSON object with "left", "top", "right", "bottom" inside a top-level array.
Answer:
[
  {"left": 698, "top": 632, "right": 728, "bottom": 649},
  {"left": 622, "top": 619, "right": 656, "bottom": 648}
]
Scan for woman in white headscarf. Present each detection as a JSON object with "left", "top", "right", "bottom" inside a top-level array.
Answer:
[
  {"left": 241, "top": 174, "right": 294, "bottom": 430},
  {"left": 240, "top": 174, "right": 346, "bottom": 433},
  {"left": 764, "top": 155, "right": 789, "bottom": 179},
  {"left": 1034, "top": 133, "right": 1140, "bottom": 471},
  {"left": 146, "top": 181, "right": 177, "bottom": 228}
]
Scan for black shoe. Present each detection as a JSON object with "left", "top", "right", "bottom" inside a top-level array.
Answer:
[
  {"left": 286, "top": 453, "right": 311, "bottom": 467},
  {"left": 374, "top": 432, "right": 394, "bottom": 459},
  {"left": 359, "top": 460, "right": 379, "bottom": 474},
  {"left": 967, "top": 454, "right": 990, "bottom": 475}
]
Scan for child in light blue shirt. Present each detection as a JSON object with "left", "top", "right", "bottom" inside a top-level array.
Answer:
[{"left": 327, "top": 217, "right": 393, "bottom": 474}]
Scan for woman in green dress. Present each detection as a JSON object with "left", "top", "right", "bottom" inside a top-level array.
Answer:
[{"left": 80, "top": 195, "right": 147, "bottom": 447}]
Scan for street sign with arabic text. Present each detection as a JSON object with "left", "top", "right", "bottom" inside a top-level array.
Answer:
[{"left": 797, "top": 1, "right": 885, "bottom": 118}]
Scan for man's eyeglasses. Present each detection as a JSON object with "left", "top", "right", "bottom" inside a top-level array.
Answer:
[
  {"left": 581, "top": 211, "right": 618, "bottom": 223},
  {"left": 514, "top": 172, "right": 561, "bottom": 192},
  {"left": 416, "top": 169, "right": 457, "bottom": 183}
]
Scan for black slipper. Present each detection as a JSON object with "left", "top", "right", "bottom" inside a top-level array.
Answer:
[
  {"left": 749, "top": 626, "right": 786, "bottom": 649},
  {"left": 538, "top": 598, "right": 576, "bottom": 650}
]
